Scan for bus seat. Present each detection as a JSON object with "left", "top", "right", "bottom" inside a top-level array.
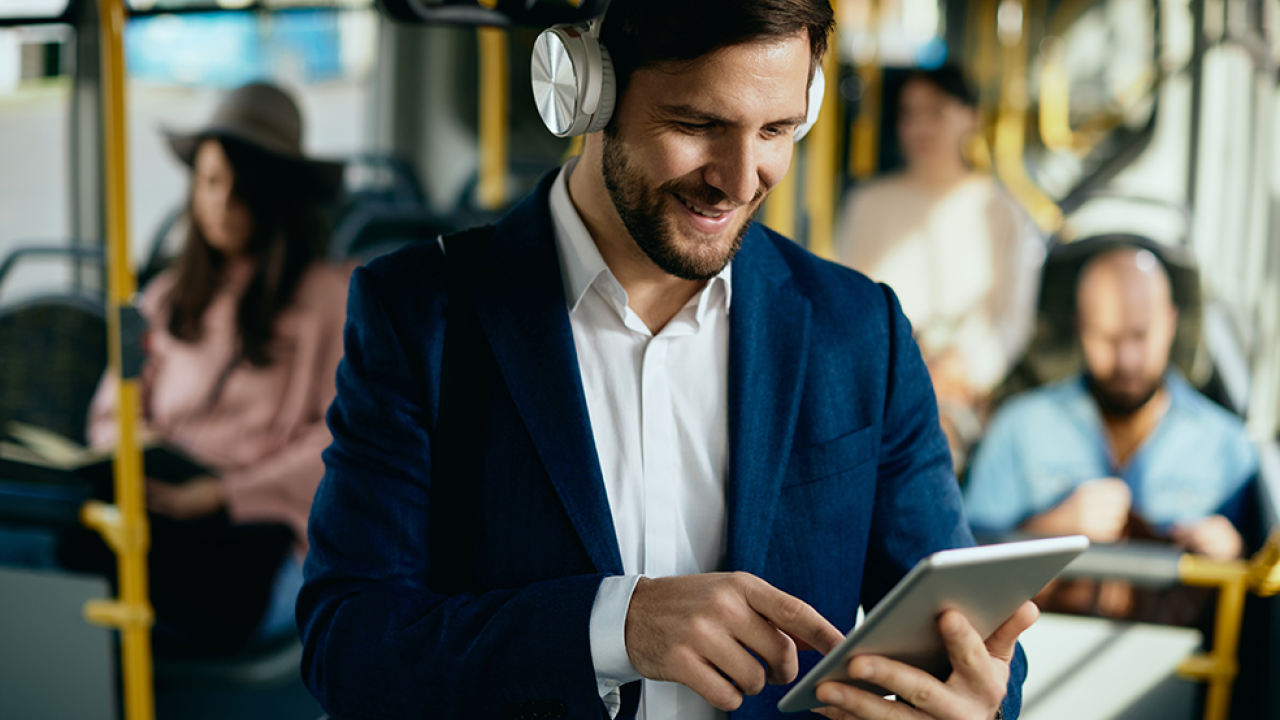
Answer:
[
  {"left": 0, "top": 246, "right": 107, "bottom": 444},
  {"left": 0, "top": 247, "right": 106, "bottom": 531},
  {"left": 0, "top": 294, "right": 108, "bottom": 444},
  {"left": 339, "top": 153, "right": 428, "bottom": 211},
  {"left": 989, "top": 233, "right": 1207, "bottom": 413},
  {"left": 328, "top": 207, "right": 460, "bottom": 264}
]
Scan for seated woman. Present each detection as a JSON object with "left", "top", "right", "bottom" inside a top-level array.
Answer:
[
  {"left": 61, "top": 82, "right": 350, "bottom": 654},
  {"left": 837, "top": 66, "right": 1042, "bottom": 470}
]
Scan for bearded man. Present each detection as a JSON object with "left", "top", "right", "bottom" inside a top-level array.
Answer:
[
  {"left": 965, "top": 246, "right": 1256, "bottom": 563},
  {"left": 299, "top": 1, "right": 1035, "bottom": 718}
]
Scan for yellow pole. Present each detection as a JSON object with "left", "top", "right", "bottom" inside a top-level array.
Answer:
[
  {"left": 764, "top": 168, "right": 798, "bottom": 239},
  {"left": 478, "top": 27, "right": 509, "bottom": 211},
  {"left": 991, "top": 0, "right": 1063, "bottom": 232},
  {"left": 1171, "top": 532, "right": 1280, "bottom": 720},
  {"left": 804, "top": 45, "right": 841, "bottom": 260},
  {"left": 850, "top": 0, "right": 882, "bottom": 181},
  {"left": 84, "top": 1, "right": 155, "bottom": 719}
]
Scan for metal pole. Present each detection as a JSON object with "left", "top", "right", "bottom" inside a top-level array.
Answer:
[
  {"left": 804, "top": 41, "right": 841, "bottom": 260},
  {"left": 478, "top": 26, "right": 509, "bottom": 211},
  {"left": 83, "top": 1, "right": 155, "bottom": 718}
]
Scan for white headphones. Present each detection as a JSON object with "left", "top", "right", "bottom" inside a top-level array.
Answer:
[{"left": 531, "top": 19, "right": 825, "bottom": 141}]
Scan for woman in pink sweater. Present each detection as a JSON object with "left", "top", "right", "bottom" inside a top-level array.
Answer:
[{"left": 65, "top": 83, "right": 349, "bottom": 654}]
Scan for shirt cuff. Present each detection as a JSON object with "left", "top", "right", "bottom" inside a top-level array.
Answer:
[{"left": 590, "top": 574, "right": 644, "bottom": 697}]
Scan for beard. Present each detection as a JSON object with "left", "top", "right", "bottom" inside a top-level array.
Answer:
[
  {"left": 601, "top": 131, "right": 760, "bottom": 281},
  {"left": 1085, "top": 371, "right": 1164, "bottom": 417}
]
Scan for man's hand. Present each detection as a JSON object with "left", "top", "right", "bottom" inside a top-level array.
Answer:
[
  {"left": 147, "top": 476, "right": 225, "bottom": 520},
  {"left": 625, "top": 573, "right": 844, "bottom": 711},
  {"left": 813, "top": 601, "right": 1040, "bottom": 720},
  {"left": 1171, "top": 515, "right": 1243, "bottom": 561},
  {"left": 1023, "top": 478, "right": 1131, "bottom": 543}
]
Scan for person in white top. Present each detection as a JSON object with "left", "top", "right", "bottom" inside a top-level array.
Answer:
[
  {"left": 837, "top": 67, "right": 1042, "bottom": 467},
  {"left": 299, "top": 2, "right": 1037, "bottom": 720}
]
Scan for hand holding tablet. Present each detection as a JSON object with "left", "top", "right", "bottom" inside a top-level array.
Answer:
[{"left": 780, "top": 535, "right": 1090, "bottom": 716}]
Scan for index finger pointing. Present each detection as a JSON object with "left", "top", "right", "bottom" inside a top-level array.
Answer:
[{"left": 740, "top": 577, "right": 844, "bottom": 655}]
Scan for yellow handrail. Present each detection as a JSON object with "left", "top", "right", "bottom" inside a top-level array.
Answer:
[
  {"left": 86, "top": 1, "right": 155, "bottom": 719},
  {"left": 849, "top": 0, "right": 881, "bottom": 181},
  {"left": 1037, "top": 40, "right": 1079, "bottom": 154},
  {"left": 763, "top": 162, "right": 798, "bottom": 239},
  {"left": 804, "top": 41, "right": 841, "bottom": 260},
  {"left": 991, "top": 0, "right": 1063, "bottom": 233},
  {"left": 1174, "top": 530, "right": 1280, "bottom": 720},
  {"left": 478, "top": 27, "right": 509, "bottom": 211}
]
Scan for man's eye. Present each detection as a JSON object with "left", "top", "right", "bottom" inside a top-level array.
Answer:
[{"left": 678, "top": 122, "right": 713, "bottom": 133}]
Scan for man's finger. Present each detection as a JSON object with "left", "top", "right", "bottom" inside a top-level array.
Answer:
[
  {"left": 938, "top": 610, "right": 991, "bottom": 683},
  {"left": 680, "top": 655, "right": 746, "bottom": 712},
  {"left": 700, "top": 631, "right": 770, "bottom": 696},
  {"left": 733, "top": 618, "right": 799, "bottom": 685},
  {"left": 846, "top": 654, "right": 945, "bottom": 716},
  {"left": 740, "top": 577, "right": 843, "bottom": 655},
  {"left": 984, "top": 602, "right": 1039, "bottom": 663},
  {"left": 817, "top": 678, "right": 925, "bottom": 720}
]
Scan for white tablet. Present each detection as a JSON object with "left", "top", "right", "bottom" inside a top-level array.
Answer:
[{"left": 777, "top": 535, "right": 1089, "bottom": 713}]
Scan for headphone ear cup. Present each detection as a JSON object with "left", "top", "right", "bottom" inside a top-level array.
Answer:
[
  {"left": 583, "top": 44, "right": 616, "bottom": 134},
  {"left": 794, "top": 65, "right": 826, "bottom": 143},
  {"left": 531, "top": 24, "right": 613, "bottom": 137}
]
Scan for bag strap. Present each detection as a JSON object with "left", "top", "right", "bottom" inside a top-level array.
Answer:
[{"left": 430, "top": 225, "right": 496, "bottom": 595}]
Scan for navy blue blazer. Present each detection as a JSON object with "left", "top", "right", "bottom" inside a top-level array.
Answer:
[{"left": 298, "top": 172, "right": 1028, "bottom": 720}]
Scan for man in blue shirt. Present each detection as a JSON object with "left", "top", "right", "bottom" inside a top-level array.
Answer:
[{"left": 965, "top": 246, "right": 1256, "bottom": 562}]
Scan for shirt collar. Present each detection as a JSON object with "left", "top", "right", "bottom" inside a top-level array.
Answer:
[{"left": 548, "top": 157, "right": 733, "bottom": 319}]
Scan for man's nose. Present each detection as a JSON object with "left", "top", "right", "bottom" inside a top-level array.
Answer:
[
  {"left": 1115, "top": 339, "right": 1145, "bottom": 373},
  {"left": 703, "top": 134, "right": 763, "bottom": 206}
]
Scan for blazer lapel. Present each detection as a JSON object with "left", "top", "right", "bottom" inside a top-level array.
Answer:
[
  {"left": 467, "top": 177, "right": 625, "bottom": 576},
  {"left": 725, "top": 227, "right": 813, "bottom": 576}
]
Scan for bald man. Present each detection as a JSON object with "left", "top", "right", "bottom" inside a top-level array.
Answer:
[{"left": 963, "top": 247, "right": 1257, "bottom": 564}]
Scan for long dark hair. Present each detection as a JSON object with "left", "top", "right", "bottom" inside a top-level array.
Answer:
[{"left": 165, "top": 135, "right": 326, "bottom": 369}]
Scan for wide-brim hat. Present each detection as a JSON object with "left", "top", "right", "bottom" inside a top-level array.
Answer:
[{"left": 163, "top": 82, "right": 345, "bottom": 200}]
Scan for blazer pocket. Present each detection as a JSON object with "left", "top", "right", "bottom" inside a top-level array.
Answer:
[{"left": 784, "top": 425, "right": 877, "bottom": 487}]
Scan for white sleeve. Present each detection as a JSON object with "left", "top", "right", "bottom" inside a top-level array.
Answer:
[{"left": 591, "top": 574, "right": 645, "bottom": 711}]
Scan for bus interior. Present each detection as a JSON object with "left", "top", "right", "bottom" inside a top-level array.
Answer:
[{"left": 2, "top": 0, "right": 1280, "bottom": 718}]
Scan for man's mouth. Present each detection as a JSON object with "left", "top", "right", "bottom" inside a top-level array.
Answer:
[{"left": 675, "top": 193, "right": 729, "bottom": 219}]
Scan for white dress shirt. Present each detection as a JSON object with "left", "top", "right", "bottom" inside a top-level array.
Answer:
[{"left": 548, "top": 159, "right": 731, "bottom": 720}]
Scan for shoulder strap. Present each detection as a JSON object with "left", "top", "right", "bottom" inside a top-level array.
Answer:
[{"left": 430, "top": 224, "right": 496, "bottom": 595}]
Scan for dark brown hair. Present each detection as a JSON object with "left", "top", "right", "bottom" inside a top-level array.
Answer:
[
  {"left": 166, "top": 135, "right": 325, "bottom": 370},
  {"left": 902, "top": 65, "right": 978, "bottom": 109},
  {"left": 600, "top": 0, "right": 835, "bottom": 98}
]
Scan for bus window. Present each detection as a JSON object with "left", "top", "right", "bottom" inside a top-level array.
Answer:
[
  {"left": 0, "top": 23, "right": 79, "bottom": 305},
  {"left": 124, "top": 4, "right": 379, "bottom": 267}
]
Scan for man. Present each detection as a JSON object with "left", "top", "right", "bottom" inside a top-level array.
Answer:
[
  {"left": 298, "top": 1, "right": 1034, "bottom": 718},
  {"left": 965, "top": 247, "right": 1256, "bottom": 563}
]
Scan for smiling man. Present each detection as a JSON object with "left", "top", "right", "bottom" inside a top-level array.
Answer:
[{"left": 298, "top": 1, "right": 1032, "bottom": 719}]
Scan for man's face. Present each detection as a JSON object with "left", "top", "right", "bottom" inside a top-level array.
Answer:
[
  {"left": 601, "top": 33, "right": 813, "bottom": 280},
  {"left": 1078, "top": 274, "right": 1178, "bottom": 416},
  {"left": 897, "top": 79, "right": 976, "bottom": 171}
]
